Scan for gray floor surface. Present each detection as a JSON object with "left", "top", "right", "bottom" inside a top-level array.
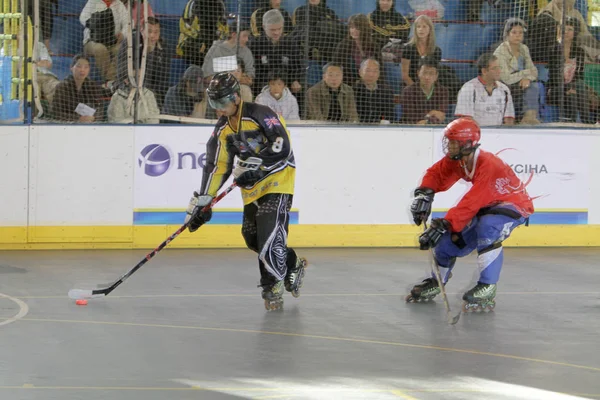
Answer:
[{"left": 0, "top": 247, "right": 599, "bottom": 400}]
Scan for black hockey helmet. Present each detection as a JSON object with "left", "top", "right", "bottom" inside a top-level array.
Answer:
[{"left": 206, "top": 72, "right": 241, "bottom": 109}]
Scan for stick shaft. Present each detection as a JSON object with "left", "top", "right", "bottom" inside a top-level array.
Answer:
[{"left": 74, "top": 183, "right": 237, "bottom": 298}]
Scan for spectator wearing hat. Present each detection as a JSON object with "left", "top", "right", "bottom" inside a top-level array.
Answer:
[
  {"left": 202, "top": 21, "right": 255, "bottom": 87},
  {"left": 493, "top": 17, "right": 540, "bottom": 125},
  {"left": 162, "top": 65, "right": 208, "bottom": 121}
]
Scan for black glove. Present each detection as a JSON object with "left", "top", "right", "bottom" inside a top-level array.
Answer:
[
  {"left": 419, "top": 218, "right": 450, "bottom": 250},
  {"left": 410, "top": 187, "right": 435, "bottom": 226},
  {"left": 234, "top": 170, "right": 265, "bottom": 186},
  {"left": 184, "top": 192, "right": 213, "bottom": 233}
]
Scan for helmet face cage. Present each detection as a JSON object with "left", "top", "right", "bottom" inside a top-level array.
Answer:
[
  {"left": 442, "top": 136, "right": 478, "bottom": 160},
  {"left": 207, "top": 92, "right": 237, "bottom": 110}
]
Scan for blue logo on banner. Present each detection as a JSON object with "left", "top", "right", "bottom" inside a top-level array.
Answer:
[{"left": 139, "top": 144, "right": 171, "bottom": 177}]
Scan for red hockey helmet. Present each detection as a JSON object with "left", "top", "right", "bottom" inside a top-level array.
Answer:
[{"left": 442, "top": 118, "right": 481, "bottom": 160}]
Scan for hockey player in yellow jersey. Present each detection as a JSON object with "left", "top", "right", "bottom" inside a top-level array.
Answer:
[{"left": 184, "top": 72, "right": 306, "bottom": 311}]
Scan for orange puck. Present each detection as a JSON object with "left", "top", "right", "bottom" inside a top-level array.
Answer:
[{"left": 75, "top": 299, "right": 88, "bottom": 306}]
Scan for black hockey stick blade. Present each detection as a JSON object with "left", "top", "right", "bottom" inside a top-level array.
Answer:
[{"left": 67, "top": 183, "right": 238, "bottom": 300}]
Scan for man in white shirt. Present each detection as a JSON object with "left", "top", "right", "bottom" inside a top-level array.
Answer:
[
  {"left": 455, "top": 53, "right": 515, "bottom": 126},
  {"left": 80, "top": 0, "right": 129, "bottom": 85}
]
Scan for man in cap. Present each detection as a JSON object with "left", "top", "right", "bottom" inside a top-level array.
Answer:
[{"left": 161, "top": 65, "right": 209, "bottom": 121}]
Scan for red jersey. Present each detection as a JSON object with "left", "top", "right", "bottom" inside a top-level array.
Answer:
[{"left": 420, "top": 149, "right": 534, "bottom": 232}]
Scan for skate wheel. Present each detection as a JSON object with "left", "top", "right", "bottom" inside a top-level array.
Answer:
[
  {"left": 292, "top": 289, "right": 300, "bottom": 298},
  {"left": 264, "top": 299, "right": 284, "bottom": 311},
  {"left": 405, "top": 294, "right": 415, "bottom": 303}
]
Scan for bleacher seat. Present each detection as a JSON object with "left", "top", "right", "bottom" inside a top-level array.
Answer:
[
  {"left": 536, "top": 64, "right": 549, "bottom": 83},
  {"left": 50, "top": 15, "right": 83, "bottom": 55},
  {"left": 169, "top": 58, "right": 190, "bottom": 87},
  {"left": 306, "top": 60, "right": 323, "bottom": 87},
  {"left": 382, "top": 62, "right": 402, "bottom": 95},
  {"left": 443, "top": 61, "right": 477, "bottom": 84},
  {"left": 438, "top": 23, "right": 483, "bottom": 61},
  {"left": 442, "top": 0, "right": 467, "bottom": 21},
  {"left": 478, "top": 24, "right": 502, "bottom": 55}
]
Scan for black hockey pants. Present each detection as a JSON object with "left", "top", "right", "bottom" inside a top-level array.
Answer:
[{"left": 241, "top": 193, "right": 298, "bottom": 286}]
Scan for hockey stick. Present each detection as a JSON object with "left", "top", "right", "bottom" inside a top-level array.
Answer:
[
  {"left": 423, "top": 221, "right": 461, "bottom": 325},
  {"left": 68, "top": 183, "right": 238, "bottom": 300}
]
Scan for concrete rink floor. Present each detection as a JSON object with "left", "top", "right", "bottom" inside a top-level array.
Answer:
[{"left": 0, "top": 248, "right": 599, "bottom": 400}]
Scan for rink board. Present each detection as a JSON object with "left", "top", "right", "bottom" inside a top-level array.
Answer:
[{"left": 1, "top": 124, "right": 600, "bottom": 249}]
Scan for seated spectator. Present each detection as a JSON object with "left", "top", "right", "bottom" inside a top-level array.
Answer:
[
  {"left": 162, "top": 65, "right": 208, "bottom": 121},
  {"left": 306, "top": 63, "right": 358, "bottom": 122},
  {"left": 176, "top": 0, "right": 228, "bottom": 67},
  {"left": 35, "top": 41, "right": 60, "bottom": 104},
  {"left": 493, "top": 18, "right": 540, "bottom": 124},
  {"left": 368, "top": 0, "right": 410, "bottom": 51},
  {"left": 538, "top": 0, "right": 600, "bottom": 62},
  {"left": 251, "top": 0, "right": 293, "bottom": 38},
  {"left": 108, "top": 46, "right": 160, "bottom": 124},
  {"left": 353, "top": 58, "right": 394, "bottom": 123},
  {"left": 547, "top": 17, "right": 592, "bottom": 124},
  {"left": 26, "top": 0, "right": 55, "bottom": 54},
  {"left": 117, "top": 17, "right": 171, "bottom": 108},
  {"left": 248, "top": 9, "right": 304, "bottom": 99},
  {"left": 292, "top": 0, "right": 344, "bottom": 61},
  {"left": 80, "top": 0, "right": 129, "bottom": 86},
  {"left": 255, "top": 69, "right": 300, "bottom": 121},
  {"left": 400, "top": 57, "right": 448, "bottom": 124},
  {"left": 401, "top": 15, "right": 441, "bottom": 87},
  {"left": 455, "top": 53, "right": 515, "bottom": 126},
  {"left": 203, "top": 21, "right": 255, "bottom": 87},
  {"left": 333, "top": 14, "right": 382, "bottom": 86},
  {"left": 51, "top": 55, "right": 105, "bottom": 123},
  {"left": 232, "top": 59, "right": 254, "bottom": 102}
]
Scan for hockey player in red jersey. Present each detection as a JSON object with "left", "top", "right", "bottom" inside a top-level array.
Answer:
[{"left": 406, "top": 117, "right": 534, "bottom": 312}]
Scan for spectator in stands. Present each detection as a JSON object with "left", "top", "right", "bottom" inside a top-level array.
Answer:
[
  {"left": 547, "top": 16, "right": 592, "bottom": 124},
  {"left": 353, "top": 58, "right": 394, "bottom": 123},
  {"left": 307, "top": 63, "right": 358, "bottom": 122},
  {"left": 176, "top": 0, "right": 228, "bottom": 67},
  {"left": 35, "top": 41, "right": 60, "bottom": 104},
  {"left": 27, "top": 0, "right": 56, "bottom": 54},
  {"left": 51, "top": 54, "right": 105, "bottom": 122},
  {"left": 455, "top": 53, "right": 515, "bottom": 126},
  {"left": 255, "top": 69, "right": 300, "bottom": 121},
  {"left": 202, "top": 21, "right": 255, "bottom": 88},
  {"left": 162, "top": 65, "right": 208, "bottom": 121},
  {"left": 292, "top": 0, "right": 344, "bottom": 61},
  {"left": 251, "top": 0, "right": 293, "bottom": 38},
  {"left": 333, "top": 14, "right": 382, "bottom": 86},
  {"left": 248, "top": 10, "right": 304, "bottom": 102},
  {"left": 401, "top": 15, "right": 441, "bottom": 87},
  {"left": 400, "top": 57, "right": 448, "bottom": 124},
  {"left": 108, "top": 45, "right": 160, "bottom": 124},
  {"left": 80, "top": 0, "right": 129, "bottom": 87},
  {"left": 231, "top": 59, "right": 254, "bottom": 102},
  {"left": 368, "top": 0, "right": 410, "bottom": 51},
  {"left": 493, "top": 18, "right": 540, "bottom": 125},
  {"left": 538, "top": 0, "right": 600, "bottom": 62},
  {"left": 117, "top": 17, "right": 171, "bottom": 108}
]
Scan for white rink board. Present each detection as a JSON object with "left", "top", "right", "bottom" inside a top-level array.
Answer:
[
  {"left": 1, "top": 125, "right": 599, "bottom": 229},
  {"left": 0, "top": 126, "right": 28, "bottom": 226},
  {"left": 134, "top": 125, "right": 244, "bottom": 210},
  {"left": 431, "top": 129, "right": 593, "bottom": 211}
]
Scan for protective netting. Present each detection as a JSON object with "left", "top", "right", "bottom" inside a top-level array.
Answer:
[{"left": 2, "top": 0, "right": 597, "bottom": 125}]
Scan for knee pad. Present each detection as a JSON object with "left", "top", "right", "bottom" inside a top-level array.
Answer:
[{"left": 478, "top": 241, "right": 502, "bottom": 255}]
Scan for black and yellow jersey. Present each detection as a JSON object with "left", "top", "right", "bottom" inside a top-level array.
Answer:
[{"left": 199, "top": 101, "right": 296, "bottom": 205}]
